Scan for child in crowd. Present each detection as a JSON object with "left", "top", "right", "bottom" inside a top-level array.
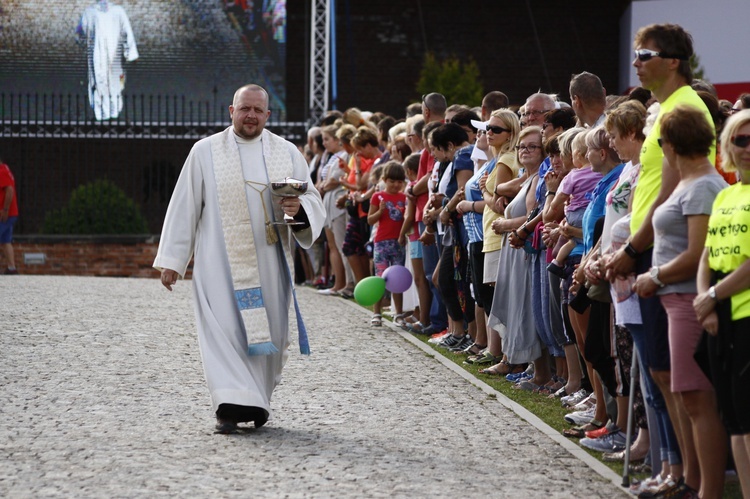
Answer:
[
  {"left": 367, "top": 161, "right": 407, "bottom": 326},
  {"left": 547, "top": 130, "right": 602, "bottom": 277},
  {"left": 397, "top": 153, "right": 426, "bottom": 329}
]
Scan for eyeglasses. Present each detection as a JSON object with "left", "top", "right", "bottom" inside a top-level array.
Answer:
[
  {"left": 486, "top": 125, "right": 510, "bottom": 134},
  {"left": 657, "top": 137, "right": 664, "bottom": 148},
  {"left": 634, "top": 48, "right": 688, "bottom": 62},
  {"left": 521, "top": 109, "right": 549, "bottom": 119},
  {"left": 516, "top": 144, "right": 541, "bottom": 152},
  {"left": 731, "top": 135, "right": 750, "bottom": 148}
]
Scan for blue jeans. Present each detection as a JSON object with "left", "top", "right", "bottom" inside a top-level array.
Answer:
[
  {"left": 419, "top": 221, "right": 447, "bottom": 331},
  {"left": 532, "top": 252, "right": 563, "bottom": 357},
  {"left": 626, "top": 322, "right": 682, "bottom": 465}
]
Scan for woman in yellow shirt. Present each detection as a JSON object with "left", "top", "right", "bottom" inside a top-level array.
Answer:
[{"left": 694, "top": 109, "right": 750, "bottom": 498}]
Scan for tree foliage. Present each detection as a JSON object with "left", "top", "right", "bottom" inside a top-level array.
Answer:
[{"left": 416, "top": 53, "right": 484, "bottom": 107}]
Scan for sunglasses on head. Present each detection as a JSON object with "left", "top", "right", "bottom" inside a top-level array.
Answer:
[
  {"left": 486, "top": 125, "right": 510, "bottom": 134},
  {"left": 732, "top": 135, "right": 750, "bottom": 148},
  {"left": 634, "top": 48, "right": 688, "bottom": 62}
]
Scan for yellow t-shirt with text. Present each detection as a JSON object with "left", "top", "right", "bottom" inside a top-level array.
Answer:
[{"left": 705, "top": 183, "right": 750, "bottom": 320}]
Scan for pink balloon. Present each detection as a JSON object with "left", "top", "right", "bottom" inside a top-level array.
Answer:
[{"left": 382, "top": 265, "right": 413, "bottom": 293}]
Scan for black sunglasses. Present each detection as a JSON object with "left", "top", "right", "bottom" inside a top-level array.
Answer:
[
  {"left": 634, "top": 48, "right": 688, "bottom": 62},
  {"left": 732, "top": 135, "right": 750, "bottom": 148},
  {"left": 486, "top": 125, "right": 510, "bottom": 134},
  {"left": 657, "top": 137, "right": 664, "bottom": 148}
]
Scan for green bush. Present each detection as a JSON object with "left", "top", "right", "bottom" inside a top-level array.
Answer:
[
  {"left": 416, "top": 53, "right": 484, "bottom": 107},
  {"left": 42, "top": 179, "right": 149, "bottom": 234}
]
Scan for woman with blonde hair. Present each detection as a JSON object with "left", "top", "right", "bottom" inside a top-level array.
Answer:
[
  {"left": 461, "top": 109, "right": 521, "bottom": 365},
  {"left": 694, "top": 109, "right": 750, "bottom": 498}
]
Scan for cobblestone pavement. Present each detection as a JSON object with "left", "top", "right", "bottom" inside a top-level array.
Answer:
[{"left": 0, "top": 276, "right": 626, "bottom": 498}]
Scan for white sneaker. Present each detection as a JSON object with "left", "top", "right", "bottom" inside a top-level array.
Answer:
[
  {"left": 564, "top": 407, "right": 595, "bottom": 425},
  {"left": 561, "top": 389, "right": 589, "bottom": 407},
  {"left": 571, "top": 393, "right": 597, "bottom": 412}
]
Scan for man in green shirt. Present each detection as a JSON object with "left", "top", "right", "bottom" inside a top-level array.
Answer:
[{"left": 606, "top": 23, "right": 716, "bottom": 497}]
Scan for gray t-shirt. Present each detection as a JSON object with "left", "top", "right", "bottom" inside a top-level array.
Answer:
[{"left": 652, "top": 173, "right": 728, "bottom": 295}]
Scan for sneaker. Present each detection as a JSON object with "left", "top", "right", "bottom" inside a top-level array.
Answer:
[
  {"left": 506, "top": 371, "right": 532, "bottom": 383},
  {"left": 317, "top": 288, "right": 340, "bottom": 296},
  {"left": 4, "top": 268, "right": 18, "bottom": 275},
  {"left": 564, "top": 407, "right": 595, "bottom": 426},
  {"left": 448, "top": 335, "right": 474, "bottom": 352},
  {"left": 585, "top": 422, "right": 618, "bottom": 439},
  {"left": 561, "top": 389, "right": 589, "bottom": 407},
  {"left": 580, "top": 430, "right": 627, "bottom": 453},
  {"left": 437, "top": 333, "right": 466, "bottom": 349},
  {"left": 570, "top": 393, "right": 597, "bottom": 412},
  {"left": 427, "top": 329, "right": 449, "bottom": 344},
  {"left": 410, "top": 324, "right": 435, "bottom": 335}
]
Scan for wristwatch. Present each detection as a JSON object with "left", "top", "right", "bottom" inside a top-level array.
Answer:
[
  {"left": 624, "top": 242, "right": 639, "bottom": 259},
  {"left": 649, "top": 266, "right": 666, "bottom": 288},
  {"left": 708, "top": 286, "right": 718, "bottom": 301}
]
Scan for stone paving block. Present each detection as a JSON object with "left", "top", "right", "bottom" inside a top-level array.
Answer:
[{"left": 0, "top": 276, "right": 625, "bottom": 497}]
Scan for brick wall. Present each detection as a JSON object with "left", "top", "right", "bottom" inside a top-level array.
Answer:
[{"left": 5, "top": 236, "right": 192, "bottom": 278}]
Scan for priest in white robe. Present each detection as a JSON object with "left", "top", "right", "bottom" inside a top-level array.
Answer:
[
  {"left": 76, "top": 0, "right": 139, "bottom": 120},
  {"left": 154, "top": 84, "right": 325, "bottom": 433}
]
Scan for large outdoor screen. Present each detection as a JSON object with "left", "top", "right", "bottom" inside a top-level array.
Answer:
[{"left": 0, "top": 0, "right": 287, "bottom": 121}]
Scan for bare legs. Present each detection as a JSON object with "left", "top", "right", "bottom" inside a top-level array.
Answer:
[
  {"left": 2, "top": 242, "right": 15, "bottom": 269},
  {"left": 324, "top": 228, "right": 346, "bottom": 291}
]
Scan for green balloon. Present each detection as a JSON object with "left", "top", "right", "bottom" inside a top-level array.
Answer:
[{"left": 354, "top": 276, "right": 386, "bottom": 306}]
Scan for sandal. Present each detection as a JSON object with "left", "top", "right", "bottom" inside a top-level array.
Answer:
[
  {"left": 480, "top": 360, "right": 512, "bottom": 376},
  {"left": 462, "top": 343, "right": 486, "bottom": 356},
  {"left": 370, "top": 314, "right": 382, "bottom": 327},
  {"left": 562, "top": 419, "right": 605, "bottom": 439},
  {"left": 466, "top": 351, "right": 501, "bottom": 365},
  {"left": 406, "top": 321, "right": 425, "bottom": 333},
  {"left": 394, "top": 314, "right": 408, "bottom": 330}
]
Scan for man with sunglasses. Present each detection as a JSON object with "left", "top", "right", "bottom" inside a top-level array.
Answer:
[{"left": 606, "top": 24, "right": 716, "bottom": 497}]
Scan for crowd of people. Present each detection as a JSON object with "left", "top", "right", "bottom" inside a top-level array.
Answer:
[{"left": 296, "top": 23, "right": 750, "bottom": 499}]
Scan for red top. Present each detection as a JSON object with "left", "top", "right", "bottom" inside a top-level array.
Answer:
[
  {"left": 371, "top": 191, "right": 406, "bottom": 242},
  {"left": 0, "top": 163, "right": 18, "bottom": 217}
]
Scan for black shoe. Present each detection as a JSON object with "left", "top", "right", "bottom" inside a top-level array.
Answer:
[
  {"left": 216, "top": 403, "right": 268, "bottom": 429},
  {"left": 251, "top": 408, "right": 269, "bottom": 428},
  {"left": 546, "top": 262, "right": 566, "bottom": 278},
  {"left": 214, "top": 419, "right": 238, "bottom": 434}
]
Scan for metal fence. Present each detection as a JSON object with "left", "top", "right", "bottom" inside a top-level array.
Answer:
[
  {"left": 0, "top": 92, "right": 308, "bottom": 141},
  {"left": 0, "top": 93, "right": 310, "bottom": 235}
]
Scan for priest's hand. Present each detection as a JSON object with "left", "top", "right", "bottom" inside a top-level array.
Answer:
[
  {"left": 280, "top": 196, "right": 301, "bottom": 217},
  {"left": 161, "top": 269, "right": 179, "bottom": 291}
]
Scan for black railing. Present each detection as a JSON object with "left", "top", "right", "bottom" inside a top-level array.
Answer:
[{"left": 0, "top": 92, "right": 307, "bottom": 141}]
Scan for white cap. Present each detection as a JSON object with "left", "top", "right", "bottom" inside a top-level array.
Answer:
[{"left": 470, "top": 119, "right": 488, "bottom": 131}]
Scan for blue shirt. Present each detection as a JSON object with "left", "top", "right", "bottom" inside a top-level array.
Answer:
[
  {"left": 535, "top": 157, "right": 552, "bottom": 205},
  {"left": 582, "top": 163, "right": 625, "bottom": 253},
  {"left": 465, "top": 158, "right": 497, "bottom": 244}
]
